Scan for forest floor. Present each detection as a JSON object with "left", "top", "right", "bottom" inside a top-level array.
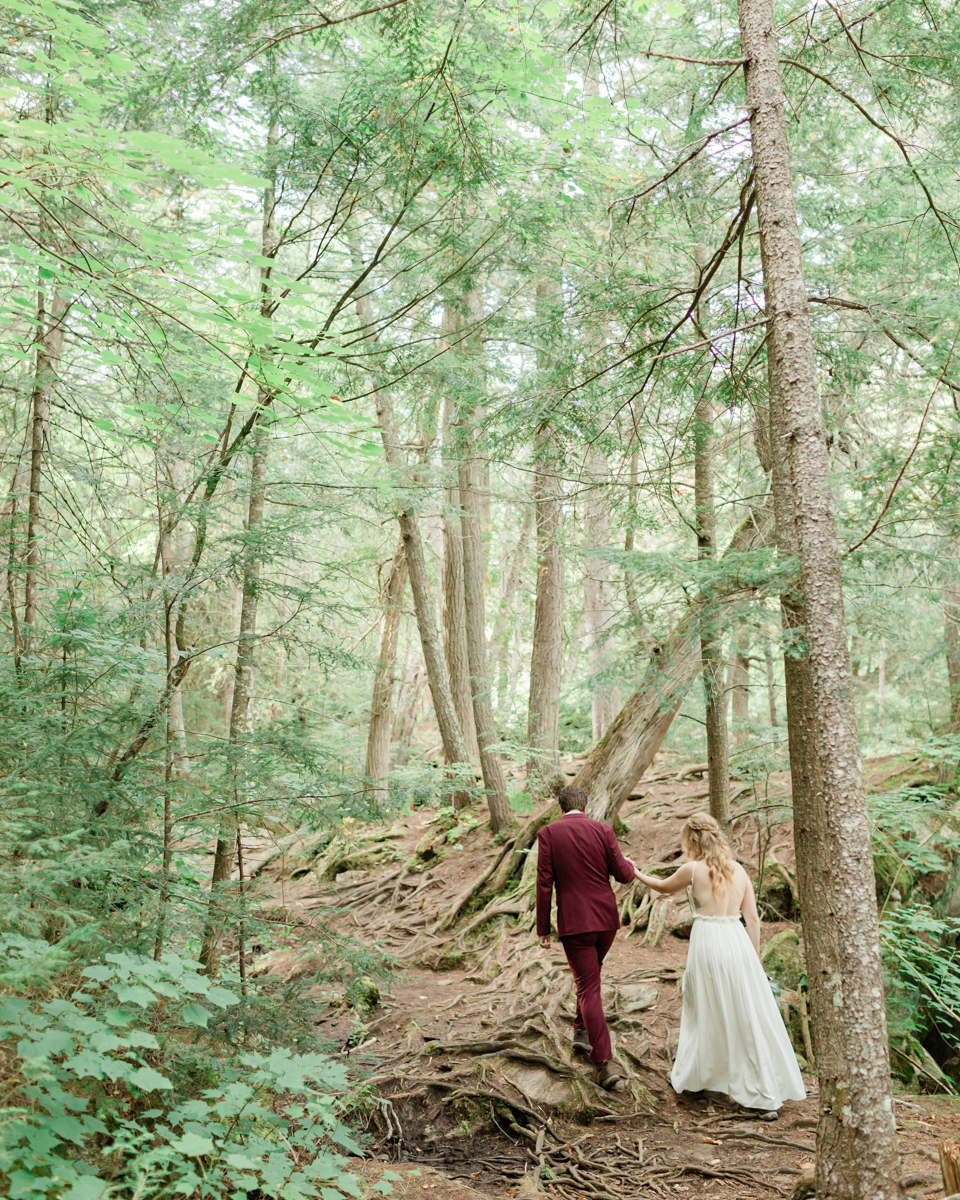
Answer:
[{"left": 225, "top": 753, "right": 960, "bottom": 1200}]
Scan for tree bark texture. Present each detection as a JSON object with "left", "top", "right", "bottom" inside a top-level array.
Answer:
[
  {"left": 730, "top": 622, "right": 751, "bottom": 741},
  {"left": 492, "top": 504, "right": 534, "bottom": 716},
  {"left": 738, "top": 1, "right": 902, "bottom": 1192},
  {"left": 766, "top": 348, "right": 857, "bottom": 1194},
  {"left": 24, "top": 288, "right": 68, "bottom": 644},
  {"left": 364, "top": 537, "right": 408, "bottom": 798},
  {"left": 442, "top": 391, "right": 481, "bottom": 763},
  {"left": 694, "top": 380, "right": 731, "bottom": 834},
  {"left": 582, "top": 449, "right": 620, "bottom": 743},
  {"left": 375, "top": 387, "right": 470, "bottom": 793},
  {"left": 527, "top": 276, "right": 565, "bottom": 782},
  {"left": 459, "top": 453, "right": 511, "bottom": 832},
  {"left": 582, "top": 506, "right": 775, "bottom": 825}
]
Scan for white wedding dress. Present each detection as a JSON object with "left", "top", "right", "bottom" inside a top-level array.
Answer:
[{"left": 670, "top": 905, "right": 806, "bottom": 1111}]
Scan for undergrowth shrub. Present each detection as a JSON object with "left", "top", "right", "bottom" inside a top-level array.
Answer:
[
  {"left": 880, "top": 905, "right": 960, "bottom": 1090},
  {"left": 0, "top": 943, "right": 389, "bottom": 1200}
]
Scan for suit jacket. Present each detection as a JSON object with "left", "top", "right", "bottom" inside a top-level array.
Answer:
[{"left": 536, "top": 812, "right": 636, "bottom": 938}]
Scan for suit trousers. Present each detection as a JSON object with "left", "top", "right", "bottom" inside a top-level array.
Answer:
[{"left": 560, "top": 928, "right": 617, "bottom": 1063}]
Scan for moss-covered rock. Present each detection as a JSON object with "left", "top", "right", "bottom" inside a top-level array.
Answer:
[{"left": 761, "top": 928, "right": 803, "bottom": 991}]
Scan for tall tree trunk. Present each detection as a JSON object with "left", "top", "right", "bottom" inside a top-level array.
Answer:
[
  {"left": 159, "top": 455, "right": 192, "bottom": 776},
  {"left": 582, "top": 506, "right": 774, "bottom": 824},
  {"left": 23, "top": 289, "right": 68, "bottom": 647},
  {"left": 364, "top": 538, "right": 408, "bottom": 798},
  {"left": 459, "top": 453, "right": 511, "bottom": 832},
  {"left": 527, "top": 276, "right": 565, "bottom": 783},
  {"left": 938, "top": 581, "right": 960, "bottom": 787},
  {"left": 693, "top": 286, "right": 731, "bottom": 832},
  {"left": 200, "top": 423, "right": 268, "bottom": 977},
  {"left": 442, "top": 390, "right": 480, "bottom": 762},
  {"left": 623, "top": 446, "right": 642, "bottom": 622},
  {"left": 582, "top": 449, "right": 620, "bottom": 742},
  {"left": 200, "top": 115, "right": 277, "bottom": 977},
  {"left": 766, "top": 359, "right": 856, "bottom": 1195},
  {"left": 492, "top": 505, "right": 534, "bottom": 717},
  {"left": 944, "top": 583, "right": 960, "bottom": 726},
  {"left": 764, "top": 635, "right": 778, "bottom": 727},
  {"left": 738, "top": 1, "right": 902, "bottom": 1192},
  {"left": 375, "top": 387, "right": 470, "bottom": 798},
  {"left": 729, "top": 623, "right": 751, "bottom": 741}
]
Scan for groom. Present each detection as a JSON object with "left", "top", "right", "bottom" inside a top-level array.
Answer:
[{"left": 536, "top": 784, "right": 637, "bottom": 1090}]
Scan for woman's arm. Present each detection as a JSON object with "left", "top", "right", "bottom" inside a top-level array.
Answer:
[
  {"left": 636, "top": 861, "right": 694, "bottom": 894},
  {"left": 740, "top": 873, "right": 761, "bottom": 957}
]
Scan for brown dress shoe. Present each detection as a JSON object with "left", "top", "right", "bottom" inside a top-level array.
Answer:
[
  {"left": 572, "top": 1028, "right": 592, "bottom": 1054},
  {"left": 598, "top": 1061, "right": 624, "bottom": 1091}
]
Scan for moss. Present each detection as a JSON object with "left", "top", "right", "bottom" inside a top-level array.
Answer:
[{"left": 761, "top": 928, "right": 803, "bottom": 991}]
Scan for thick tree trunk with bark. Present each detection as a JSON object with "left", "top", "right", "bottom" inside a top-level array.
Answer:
[
  {"left": 582, "top": 507, "right": 774, "bottom": 825},
  {"left": 694, "top": 380, "right": 731, "bottom": 833},
  {"left": 738, "top": 1, "right": 902, "bottom": 1192},
  {"left": 766, "top": 352, "right": 857, "bottom": 1197},
  {"left": 364, "top": 538, "right": 408, "bottom": 797}
]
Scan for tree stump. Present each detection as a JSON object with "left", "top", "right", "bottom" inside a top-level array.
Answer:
[{"left": 939, "top": 1138, "right": 960, "bottom": 1196}]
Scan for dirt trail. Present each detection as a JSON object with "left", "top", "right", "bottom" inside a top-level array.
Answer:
[{"left": 239, "top": 755, "right": 960, "bottom": 1200}]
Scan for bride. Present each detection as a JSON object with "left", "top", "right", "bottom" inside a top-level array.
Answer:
[{"left": 635, "top": 813, "right": 805, "bottom": 1118}]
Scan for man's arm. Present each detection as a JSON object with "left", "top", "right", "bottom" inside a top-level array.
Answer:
[
  {"left": 536, "top": 830, "right": 554, "bottom": 946},
  {"left": 604, "top": 824, "right": 637, "bottom": 885}
]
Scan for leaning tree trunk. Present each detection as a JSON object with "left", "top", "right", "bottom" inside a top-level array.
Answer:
[
  {"left": 23, "top": 289, "right": 68, "bottom": 649},
  {"left": 581, "top": 506, "right": 775, "bottom": 825},
  {"left": 364, "top": 537, "right": 408, "bottom": 798},
  {"left": 766, "top": 351, "right": 857, "bottom": 1194},
  {"left": 738, "top": 0, "right": 902, "bottom": 1193}
]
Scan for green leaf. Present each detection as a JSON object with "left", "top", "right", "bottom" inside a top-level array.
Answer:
[
  {"left": 181, "top": 1003, "right": 212, "bottom": 1027},
  {"left": 168, "top": 1131, "right": 216, "bottom": 1156},
  {"left": 61, "top": 1180, "right": 110, "bottom": 1200},
  {"left": 127, "top": 1066, "right": 173, "bottom": 1091},
  {"left": 205, "top": 986, "right": 240, "bottom": 1008},
  {"left": 111, "top": 984, "right": 157, "bottom": 1007}
]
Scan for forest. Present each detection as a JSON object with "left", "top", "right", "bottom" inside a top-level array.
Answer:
[{"left": 4, "top": 0, "right": 960, "bottom": 1195}]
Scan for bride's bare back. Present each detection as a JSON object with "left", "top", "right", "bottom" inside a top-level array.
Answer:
[{"left": 689, "top": 859, "right": 748, "bottom": 916}]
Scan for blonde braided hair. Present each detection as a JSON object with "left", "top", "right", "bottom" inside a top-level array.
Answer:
[{"left": 681, "top": 813, "right": 736, "bottom": 892}]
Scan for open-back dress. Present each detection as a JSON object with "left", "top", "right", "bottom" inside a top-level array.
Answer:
[{"left": 669, "top": 864, "right": 806, "bottom": 1111}]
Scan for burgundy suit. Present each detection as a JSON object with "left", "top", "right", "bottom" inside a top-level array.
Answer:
[{"left": 536, "top": 812, "right": 635, "bottom": 1063}]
